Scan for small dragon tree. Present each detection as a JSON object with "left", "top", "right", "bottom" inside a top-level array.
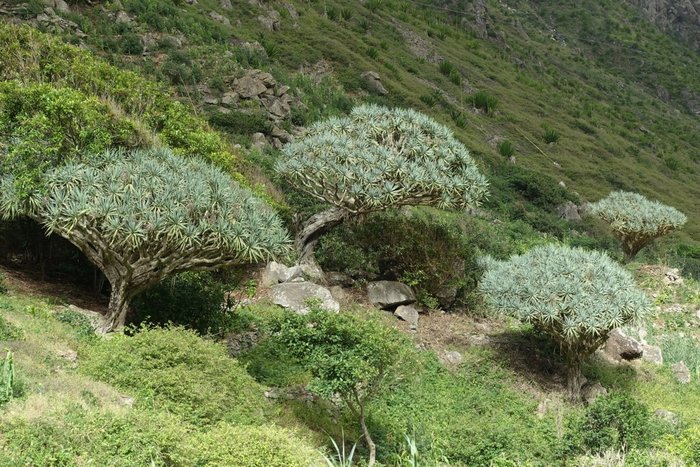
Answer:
[
  {"left": 589, "top": 191, "right": 687, "bottom": 262},
  {"left": 273, "top": 307, "right": 412, "bottom": 467},
  {"left": 277, "top": 104, "right": 489, "bottom": 263},
  {"left": 479, "top": 244, "right": 649, "bottom": 401},
  {"left": 0, "top": 148, "right": 289, "bottom": 331}
]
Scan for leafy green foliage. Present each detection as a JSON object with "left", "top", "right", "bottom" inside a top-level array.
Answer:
[
  {"left": 480, "top": 244, "right": 649, "bottom": 398},
  {"left": 208, "top": 110, "right": 271, "bottom": 135},
  {"left": 471, "top": 91, "right": 498, "bottom": 113},
  {"left": 498, "top": 140, "right": 516, "bottom": 157},
  {"left": 316, "top": 209, "right": 480, "bottom": 309},
  {"left": 0, "top": 350, "right": 15, "bottom": 406},
  {"left": 542, "top": 125, "right": 560, "bottom": 144},
  {"left": 0, "top": 23, "right": 235, "bottom": 176},
  {"left": 80, "top": 326, "right": 267, "bottom": 425},
  {"left": 659, "top": 425, "right": 700, "bottom": 465},
  {"left": 278, "top": 104, "right": 489, "bottom": 215},
  {"left": 564, "top": 394, "right": 661, "bottom": 455},
  {"left": 0, "top": 314, "right": 22, "bottom": 341},
  {"left": 132, "top": 271, "right": 237, "bottom": 336},
  {"left": 273, "top": 309, "right": 411, "bottom": 403},
  {"left": 171, "top": 423, "right": 323, "bottom": 467},
  {"left": 589, "top": 191, "right": 687, "bottom": 261},
  {"left": 53, "top": 309, "right": 97, "bottom": 341}
]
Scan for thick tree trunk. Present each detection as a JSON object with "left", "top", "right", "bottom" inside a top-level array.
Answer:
[
  {"left": 566, "top": 355, "right": 585, "bottom": 402},
  {"left": 359, "top": 408, "right": 376, "bottom": 467},
  {"left": 104, "top": 281, "right": 132, "bottom": 332},
  {"left": 295, "top": 207, "right": 348, "bottom": 264}
]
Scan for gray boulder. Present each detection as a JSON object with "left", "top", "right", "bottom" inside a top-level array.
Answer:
[
  {"left": 367, "top": 281, "right": 416, "bottom": 309},
  {"left": 261, "top": 261, "right": 304, "bottom": 287},
  {"left": 582, "top": 382, "right": 608, "bottom": 405},
  {"left": 325, "top": 271, "right": 354, "bottom": 287},
  {"left": 394, "top": 305, "right": 420, "bottom": 327},
  {"left": 654, "top": 409, "right": 680, "bottom": 426},
  {"left": 641, "top": 344, "right": 663, "bottom": 365},
  {"left": 672, "top": 361, "right": 691, "bottom": 384},
  {"left": 602, "top": 329, "right": 643, "bottom": 361},
  {"left": 556, "top": 201, "right": 581, "bottom": 221},
  {"left": 361, "top": 71, "right": 389, "bottom": 95},
  {"left": 439, "top": 350, "right": 463, "bottom": 366},
  {"left": 270, "top": 282, "right": 339, "bottom": 314}
]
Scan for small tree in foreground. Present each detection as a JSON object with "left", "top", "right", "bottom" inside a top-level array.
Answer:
[
  {"left": 0, "top": 149, "right": 289, "bottom": 331},
  {"left": 589, "top": 191, "right": 687, "bottom": 262},
  {"left": 273, "top": 307, "right": 412, "bottom": 466},
  {"left": 479, "top": 244, "right": 649, "bottom": 401},
  {"left": 277, "top": 104, "right": 489, "bottom": 263}
]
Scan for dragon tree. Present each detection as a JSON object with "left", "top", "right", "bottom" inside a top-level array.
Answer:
[
  {"left": 277, "top": 104, "right": 489, "bottom": 264},
  {"left": 0, "top": 148, "right": 289, "bottom": 331}
]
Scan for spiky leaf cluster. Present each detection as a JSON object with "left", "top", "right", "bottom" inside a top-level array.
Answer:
[
  {"left": 479, "top": 244, "right": 649, "bottom": 356},
  {"left": 1, "top": 148, "right": 289, "bottom": 273},
  {"left": 277, "top": 104, "right": 489, "bottom": 214},
  {"left": 589, "top": 191, "right": 686, "bottom": 252}
]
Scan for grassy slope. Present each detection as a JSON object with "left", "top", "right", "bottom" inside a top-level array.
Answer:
[{"left": 11, "top": 0, "right": 698, "bottom": 244}]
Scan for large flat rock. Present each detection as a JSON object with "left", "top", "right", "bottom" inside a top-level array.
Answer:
[
  {"left": 367, "top": 281, "right": 416, "bottom": 309},
  {"left": 270, "top": 282, "right": 339, "bottom": 314}
]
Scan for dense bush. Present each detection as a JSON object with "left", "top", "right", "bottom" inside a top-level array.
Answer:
[
  {"left": 480, "top": 244, "right": 649, "bottom": 400},
  {"left": 659, "top": 425, "right": 700, "bottom": 465},
  {"left": 317, "top": 210, "right": 480, "bottom": 309},
  {"left": 171, "top": 423, "right": 323, "bottom": 467},
  {"left": 471, "top": 90, "right": 498, "bottom": 113},
  {"left": 80, "top": 326, "right": 267, "bottom": 425},
  {"left": 132, "top": 271, "right": 238, "bottom": 335},
  {"left": 564, "top": 394, "right": 662, "bottom": 455},
  {"left": 208, "top": 110, "right": 272, "bottom": 135},
  {"left": 0, "top": 408, "right": 188, "bottom": 466}
]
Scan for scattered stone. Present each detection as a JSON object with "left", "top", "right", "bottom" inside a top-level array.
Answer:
[
  {"left": 119, "top": 395, "right": 135, "bottom": 407},
  {"left": 582, "top": 382, "right": 608, "bottom": 404},
  {"left": 270, "top": 125, "right": 293, "bottom": 143},
  {"left": 257, "top": 9, "right": 281, "bottom": 31},
  {"left": 672, "top": 361, "right": 691, "bottom": 384},
  {"left": 58, "top": 349, "right": 78, "bottom": 364},
  {"left": 394, "top": 305, "right": 420, "bottom": 327},
  {"left": 329, "top": 285, "right": 348, "bottom": 303},
  {"left": 509, "top": 155, "right": 516, "bottom": 164},
  {"left": 602, "top": 329, "right": 643, "bottom": 361},
  {"left": 367, "top": 281, "right": 416, "bottom": 309},
  {"left": 225, "top": 330, "right": 260, "bottom": 356},
  {"left": 556, "top": 201, "right": 581, "bottom": 221},
  {"left": 45, "top": 0, "right": 70, "bottom": 14},
  {"left": 439, "top": 350, "right": 463, "bottom": 366},
  {"left": 270, "top": 282, "right": 339, "bottom": 314},
  {"left": 654, "top": 409, "right": 680, "bottom": 426},
  {"left": 209, "top": 11, "right": 230, "bottom": 26},
  {"left": 664, "top": 269, "right": 683, "bottom": 286},
  {"left": 261, "top": 261, "right": 304, "bottom": 287},
  {"left": 558, "top": 180, "right": 566, "bottom": 188},
  {"left": 361, "top": 71, "right": 389, "bottom": 95},
  {"left": 220, "top": 0, "right": 233, "bottom": 9},
  {"left": 220, "top": 92, "right": 238, "bottom": 106},
  {"left": 266, "top": 97, "right": 291, "bottom": 118},
  {"left": 203, "top": 96, "right": 219, "bottom": 105},
  {"left": 251, "top": 132, "right": 268, "bottom": 150},
  {"left": 641, "top": 344, "right": 663, "bottom": 365},
  {"left": 234, "top": 70, "right": 273, "bottom": 98},
  {"left": 115, "top": 10, "right": 132, "bottom": 25}
]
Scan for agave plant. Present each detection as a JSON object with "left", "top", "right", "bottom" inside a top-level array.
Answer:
[
  {"left": 1, "top": 148, "right": 289, "bottom": 331},
  {"left": 479, "top": 244, "right": 649, "bottom": 401},
  {"left": 588, "top": 191, "right": 687, "bottom": 262},
  {"left": 277, "top": 104, "right": 489, "bottom": 263}
]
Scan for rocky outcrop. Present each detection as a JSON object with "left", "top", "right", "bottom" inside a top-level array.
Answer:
[
  {"left": 625, "top": 0, "right": 700, "bottom": 51},
  {"left": 602, "top": 329, "right": 643, "bottom": 361},
  {"left": 261, "top": 261, "right": 304, "bottom": 287},
  {"left": 270, "top": 282, "right": 340, "bottom": 314},
  {"left": 556, "top": 201, "right": 582, "bottom": 221},
  {"left": 361, "top": 71, "right": 389, "bottom": 95},
  {"left": 367, "top": 281, "right": 416, "bottom": 309},
  {"left": 394, "top": 304, "right": 420, "bottom": 327},
  {"left": 672, "top": 361, "right": 691, "bottom": 384}
]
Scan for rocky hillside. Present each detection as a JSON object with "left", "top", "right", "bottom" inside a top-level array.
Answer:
[{"left": 626, "top": 0, "right": 700, "bottom": 51}]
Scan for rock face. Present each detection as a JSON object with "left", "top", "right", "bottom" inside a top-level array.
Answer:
[
  {"left": 602, "top": 329, "right": 643, "bottom": 361},
  {"left": 556, "top": 201, "right": 582, "bottom": 221},
  {"left": 361, "top": 71, "right": 389, "bottom": 95},
  {"left": 270, "top": 282, "right": 339, "bottom": 314},
  {"left": 394, "top": 304, "right": 420, "bottom": 327},
  {"left": 672, "top": 361, "right": 691, "bottom": 384},
  {"left": 260, "top": 261, "right": 304, "bottom": 287},
  {"left": 625, "top": 0, "right": 700, "bottom": 51},
  {"left": 367, "top": 281, "right": 416, "bottom": 309}
]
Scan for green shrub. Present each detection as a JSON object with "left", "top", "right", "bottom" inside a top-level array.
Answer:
[
  {"left": 0, "top": 314, "right": 22, "bottom": 341},
  {"left": 564, "top": 394, "right": 662, "bottom": 455},
  {"left": 0, "top": 408, "right": 188, "bottom": 466},
  {"left": 542, "top": 125, "right": 560, "bottom": 143},
  {"left": 54, "top": 309, "right": 96, "bottom": 341},
  {"left": 340, "top": 7, "right": 353, "bottom": 21},
  {"left": 471, "top": 90, "right": 498, "bottom": 113},
  {"left": 498, "top": 140, "right": 516, "bottom": 157},
  {"left": 366, "top": 47, "right": 379, "bottom": 59},
  {"left": 659, "top": 425, "right": 700, "bottom": 464},
  {"left": 80, "top": 326, "right": 267, "bottom": 425},
  {"left": 119, "top": 32, "right": 144, "bottom": 55},
  {"left": 208, "top": 110, "right": 272, "bottom": 135},
  {"left": 316, "top": 210, "right": 480, "bottom": 309},
  {"left": 439, "top": 60, "right": 455, "bottom": 76},
  {"left": 0, "top": 272, "right": 7, "bottom": 295},
  {"left": 171, "top": 423, "right": 323, "bottom": 467},
  {"left": 132, "top": 271, "right": 238, "bottom": 336}
]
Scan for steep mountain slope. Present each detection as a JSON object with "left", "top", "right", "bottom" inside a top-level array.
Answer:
[{"left": 1, "top": 0, "right": 698, "bottom": 247}]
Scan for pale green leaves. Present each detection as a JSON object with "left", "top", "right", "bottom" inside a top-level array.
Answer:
[
  {"left": 479, "top": 244, "right": 649, "bottom": 349},
  {"left": 25, "top": 148, "right": 289, "bottom": 264},
  {"left": 277, "top": 104, "right": 489, "bottom": 214},
  {"left": 589, "top": 191, "right": 686, "bottom": 237}
]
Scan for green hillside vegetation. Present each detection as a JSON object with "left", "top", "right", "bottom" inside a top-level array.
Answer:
[{"left": 0, "top": 0, "right": 699, "bottom": 465}]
